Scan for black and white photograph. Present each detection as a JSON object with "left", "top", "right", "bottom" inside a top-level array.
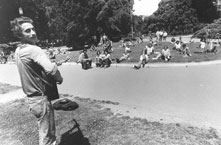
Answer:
[{"left": 1, "top": 0, "right": 221, "bottom": 144}]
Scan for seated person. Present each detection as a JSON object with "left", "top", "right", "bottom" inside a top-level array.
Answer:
[
  {"left": 199, "top": 37, "right": 206, "bottom": 50},
  {"left": 95, "top": 50, "right": 102, "bottom": 67},
  {"left": 161, "top": 46, "right": 171, "bottom": 61},
  {"left": 182, "top": 44, "right": 192, "bottom": 57},
  {"left": 189, "top": 37, "right": 194, "bottom": 43},
  {"left": 103, "top": 39, "right": 113, "bottom": 53},
  {"left": 124, "top": 44, "right": 132, "bottom": 53},
  {"left": 204, "top": 41, "right": 217, "bottom": 53},
  {"left": 163, "top": 31, "right": 168, "bottom": 41},
  {"left": 47, "top": 48, "right": 56, "bottom": 59},
  {"left": 145, "top": 43, "right": 155, "bottom": 55},
  {"left": 179, "top": 36, "right": 183, "bottom": 44},
  {"left": 102, "top": 51, "right": 112, "bottom": 68},
  {"left": 98, "top": 50, "right": 112, "bottom": 67},
  {"left": 133, "top": 49, "right": 148, "bottom": 69},
  {"left": 127, "top": 40, "right": 134, "bottom": 46},
  {"left": 173, "top": 40, "right": 182, "bottom": 52},
  {"left": 170, "top": 37, "right": 176, "bottom": 45},
  {"left": 119, "top": 41, "right": 125, "bottom": 47},
  {"left": 90, "top": 43, "right": 97, "bottom": 51},
  {"left": 116, "top": 44, "right": 131, "bottom": 63},
  {"left": 153, "top": 46, "right": 171, "bottom": 61},
  {"left": 77, "top": 49, "right": 92, "bottom": 69},
  {"left": 150, "top": 40, "right": 158, "bottom": 47}
]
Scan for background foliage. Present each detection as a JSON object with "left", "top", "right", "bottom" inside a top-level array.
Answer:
[
  {"left": 0, "top": 0, "right": 220, "bottom": 49},
  {"left": 0, "top": 0, "right": 134, "bottom": 50},
  {"left": 141, "top": 0, "right": 219, "bottom": 35}
]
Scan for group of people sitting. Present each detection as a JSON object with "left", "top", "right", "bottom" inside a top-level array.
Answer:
[
  {"left": 95, "top": 50, "right": 112, "bottom": 68},
  {"left": 171, "top": 38, "right": 192, "bottom": 57},
  {"left": 199, "top": 37, "right": 218, "bottom": 53},
  {"left": 133, "top": 42, "right": 171, "bottom": 69},
  {"left": 77, "top": 38, "right": 113, "bottom": 69},
  {"left": 77, "top": 49, "right": 113, "bottom": 69},
  {"left": 76, "top": 35, "right": 219, "bottom": 70},
  {"left": 116, "top": 43, "right": 132, "bottom": 63}
]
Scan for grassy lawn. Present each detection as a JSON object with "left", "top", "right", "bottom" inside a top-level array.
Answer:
[
  {"left": 0, "top": 83, "right": 221, "bottom": 145},
  {"left": 53, "top": 40, "right": 221, "bottom": 64}
]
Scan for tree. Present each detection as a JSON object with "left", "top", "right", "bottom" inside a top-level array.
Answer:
[
  {"left": 0, "top": 0, "right": 133, "bottom": 48},
  {"left": 140, "top": 0, "right": 219, "bottom": 35},
  {"left": 0, "top": 0, "right": 20, "bottom": 43},
  {"left": 53, "top": 0, "right": 133, "bottom": 49}
]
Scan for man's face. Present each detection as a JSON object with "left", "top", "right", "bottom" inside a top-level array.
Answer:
[{"left": 20, "top": 22, "right": 38, "bottom": 45}]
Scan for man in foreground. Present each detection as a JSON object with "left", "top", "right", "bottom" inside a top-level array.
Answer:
[{"left": 11, "top": 16, "right": 63, "bottom": 145}]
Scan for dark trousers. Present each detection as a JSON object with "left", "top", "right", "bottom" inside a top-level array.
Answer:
[{"left": 81, "top": 60, "right": 92, "bottom": 69}]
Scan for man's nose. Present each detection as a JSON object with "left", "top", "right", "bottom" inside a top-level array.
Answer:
[{"left": 31, "top": 29, "right": 36, "bottom": 36}]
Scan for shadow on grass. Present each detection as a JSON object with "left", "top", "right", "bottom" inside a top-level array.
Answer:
[
  {"left": 193, "top": 51, "right": 204, "bottom": 54},
  {"left": 59, "top": 119, "right": 90, "bottom": 145}
]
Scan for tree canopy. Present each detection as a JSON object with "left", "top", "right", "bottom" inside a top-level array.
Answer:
[
  {"left": 0, "top": 0, "right": 220, "bottom": 48},
  {"left": 0, "top": 0, "right": 134, "bottom": 50},
  {"left": 193, "top": 18, "right": 221, "bottom": 39},
  {"left": 141, "top": 0, "right": 219, "bottom": 35}
]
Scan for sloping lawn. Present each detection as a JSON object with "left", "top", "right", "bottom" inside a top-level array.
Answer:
[
  {"left": 53, "top": 41, "right": 221, "bottom": 64},
  {"left": 0, "top": 93, "right": 221, "bottom": 145}
]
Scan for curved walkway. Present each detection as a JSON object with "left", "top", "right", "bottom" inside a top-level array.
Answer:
[
  {"left": 58, "top": 60, "right": 221, "bottom": 134},
  {"left": 63, "top": 59, "right": 221, "bottom": 68}
]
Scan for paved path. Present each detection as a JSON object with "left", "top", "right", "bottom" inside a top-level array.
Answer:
[{"left": 1, "top": 62, "right": 221, "bottom": 133}]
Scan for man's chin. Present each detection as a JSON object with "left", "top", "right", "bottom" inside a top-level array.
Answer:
[{"left": 30, "top": 39, "right": 38, "bottom": 45}]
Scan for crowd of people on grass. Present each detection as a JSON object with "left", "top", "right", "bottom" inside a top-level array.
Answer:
[
  {"left": 47, "top": 33, "right": 219, "bottom": 70},
  {"left": 8, "top": 24, "right": 219, "bottom": 71},
  {"left": 80, "top": 33, "right": 220, "bottom": 69}
]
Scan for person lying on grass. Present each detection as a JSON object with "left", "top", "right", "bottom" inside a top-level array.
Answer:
[
  {"left": 132, "top": 49, "right": 148, "bottom": 69},
  {"left": 152, "top": 45, "right": 171, "bottom": 61},
  {"left": 116, "top": 44, "right": 131, "bottom": 63}
]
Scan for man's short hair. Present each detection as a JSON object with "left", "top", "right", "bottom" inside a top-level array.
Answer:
[{"left": 10, "top": 17, "right": 33, "bottom": 38}]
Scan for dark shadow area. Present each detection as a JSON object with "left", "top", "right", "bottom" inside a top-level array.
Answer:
[
  {"left": 193, "top": 51, "right": 204, "bottom": 54},
  {"left": 83, "top": 66, "right": 93, "bottom": 70},
  {"left": 59, "top": 119, "right": 90, "bottom": 145}
]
